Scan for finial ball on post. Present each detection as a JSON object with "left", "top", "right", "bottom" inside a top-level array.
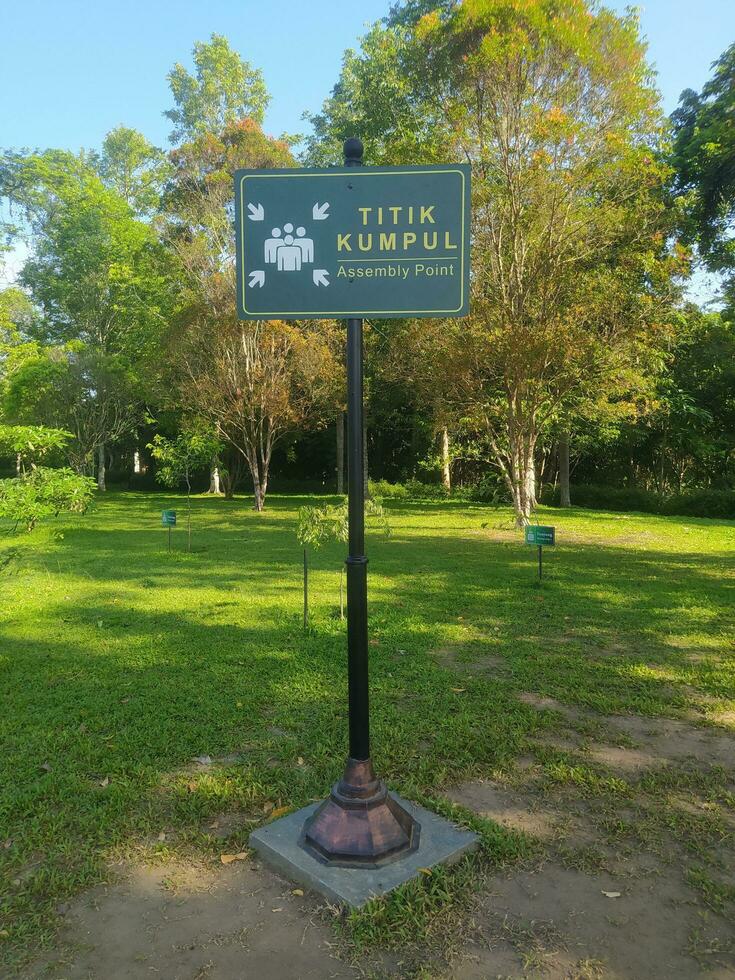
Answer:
[{"left": 343, "top": 137, "right": 364, "bottom": 165}]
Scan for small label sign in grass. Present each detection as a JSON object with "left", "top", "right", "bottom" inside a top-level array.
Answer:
[
  {"left": 525, "top": 525, "right": 555, "bottom": 546},
  {"left": 525, "top": 524, "right": 555, "bottom": 580},
  {"left": 161, "top": 509, "right": 176, "bottom": 553}
]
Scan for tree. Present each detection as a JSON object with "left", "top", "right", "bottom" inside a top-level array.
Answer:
[
  {"left": 165, "top": 34, "right": 270, "bottom": 144},
  {"left": 0, "top": 424, "right": 95, "bottom": 532},
  {"left": 0, "top": 150, "right": 171, "bottom": 488},
  {"left": 671, "top": 43, "right": 735, "bottom": 293},
  {"left": 95, "top": 126, "right": 170, "bottom": 215},
  {"left": 296, "top": 499, "right": 388, "bottom": 628},
  {"left": 2, "top": 345, "right": 142, "bottom": 479},
  {"left": 0, "top": 423, "right": 70, "bottom": 472},
  {"left": 149, "top": 424, "right": 220, "bottom": 551},
  {"left": 181, "top": 318, "right": 339, "bottom": 511},
  {"left": 310, "top": 0, "right": 682, "bottom": 523},
  {"left": 160, "top": 114, "right": 339, "bottom": 511}
]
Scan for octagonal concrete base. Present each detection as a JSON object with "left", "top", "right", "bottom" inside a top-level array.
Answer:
[{"left": 250, "top": 794, "right": 478, "bottom": 907}]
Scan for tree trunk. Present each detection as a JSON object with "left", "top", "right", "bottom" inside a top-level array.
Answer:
[
  {"left": 186, "top": 472, "right": 192, "bottom": 552},
  {"left": 441, "top": 427, "right": 451, "bottom": 492},
  {"left": 559, "top": 431, "right": 571, "bottom": 507},
  {"left": 208, "top": 461, "right": 221, "bottom": 495},
  {"left": 96, "top": 443, "right": 106, "bottom": 491},
  {"left": 303, "top": 548, "right": 308, "bottom": 629},
  {"left": 362, "top": 416, "right": 370, "bottom": 498},
  {"left": 503, "top": 422, "right": 537, "bottom": 527},
  {"left": 526, "top": 453, "right": 537, "bottom": 510},
  {"left": 336, "top": 412, "right": 345, "bottom": 495},
  {"left": 16, "top": 453, "right": 21, "bottom": 476}
]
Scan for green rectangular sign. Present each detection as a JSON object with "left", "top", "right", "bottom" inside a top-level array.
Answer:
[
  {"left": 525, "top": 525, "right": 555, "bottom": 546},
  {"left": 161, "top": 510, "right": 177, "bottom": 527},
  {"left": 234, "top": 164, "right": 471, "bottom": 320}
]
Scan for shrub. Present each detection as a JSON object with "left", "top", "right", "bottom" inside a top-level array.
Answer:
[
  {"left": 540, "top": 484, "right": 735, "bottom": 519},
  {"left": 0, "top": 468, "right": 96, "bottom": 532}
]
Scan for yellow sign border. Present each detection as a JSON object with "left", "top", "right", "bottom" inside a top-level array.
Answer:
[{"left": 239, "top": 169, "right": 467, "bottom": 317}]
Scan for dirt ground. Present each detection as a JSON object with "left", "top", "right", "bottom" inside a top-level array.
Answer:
[{"left": 26, "top": 696, "right": 735, "bottom": 980}]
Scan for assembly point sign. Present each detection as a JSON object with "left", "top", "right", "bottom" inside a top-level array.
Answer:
[{"left": 234, "top": 164, "right": 471, "bottom": 320}]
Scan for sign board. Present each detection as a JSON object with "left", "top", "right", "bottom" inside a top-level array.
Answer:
[
  {"left": 525, "top": 525, "right": 555, "bottom": 547},
  {"left": 234, "top": 165, "right": 471, "bottom": 320},
  {"left": 161, "top": 510, "right": 177, "bottom": 527}
]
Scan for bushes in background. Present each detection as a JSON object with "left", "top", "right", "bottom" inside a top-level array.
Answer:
[{"left": 541, "top": 484, "right": 735, "bottom": 519}]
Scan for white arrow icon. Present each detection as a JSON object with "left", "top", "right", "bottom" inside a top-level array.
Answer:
[
  {"left": 313, "top": 270, "right": 329, "bottom": 287},
  {"left": 312, "top": 202, "right": 330, "bottom": 220},
  {"left": 247, "top": 203, "right": 265, "bottom": 221},
  {"left": 249, "top": 270, "right": 265, "bottom": 288}
]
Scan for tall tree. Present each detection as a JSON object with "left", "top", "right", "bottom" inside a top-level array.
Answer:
[
  {"left": 309, "top": 0, "right": 682, "bottom": 523},
  {"left": 96, "top": 126, "right": 170, "bottom": 215},
  {"left": 671, "top": 42, "right": 735, "bottom": 296},
  {"left": 161, "top": 112, "right": 340, "bottom": 510},
  {"left": 165, "top": 34, "right": 270, "bottom": 144},
  {"left": 0, "top": 151, "right": 171, "bottom": 486}
]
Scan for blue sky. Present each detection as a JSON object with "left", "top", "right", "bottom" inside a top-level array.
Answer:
[
  {"left": 1, "top": 0, "right": 733, "bottom": 297},
  {"left": 2, "top": 0, "right": 733, "bottom": 155}
]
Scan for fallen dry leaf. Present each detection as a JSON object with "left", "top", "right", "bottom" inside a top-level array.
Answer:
[
  {"left": 602, "top": 890, "right": 621, "bottom": 898},
  {"left": 292, "top": 888, "right": 304, "bottom": 896},
  {"left": 193, "top": 754, "right": 212, "bottom": 766},
  {"left": 157, "top": 832, "right": 166, "bottom": 842},
  {"left": 263, "top": 801, "right": 275, "bottom": 815},
  {"left": 99, "top": 776, "right": 109, "bottom": 788},
  {"left": 270, "top": 805, "right": 290, "bottom": 820},
  {"left": 271, "top": 907, "right": 284, "bottom": 912},
  {"left": 40, "top": 762, "right": 52, "bottom": 772},
  {"left": 220, "top": 852, "right": 248, "bottom": 865},
  {"left": 296, "top": 757, "right": 304, "bottom": 766},
  {"left": 451, "top": 688, "right": 466, "bottom": 693},
  {"left": 187, "top": 781, "right": 198, "bottom": 793}
]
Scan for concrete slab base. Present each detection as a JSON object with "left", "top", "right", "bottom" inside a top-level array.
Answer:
[{"left": 249, "top": 794, "right": 479, "bottom": 907}]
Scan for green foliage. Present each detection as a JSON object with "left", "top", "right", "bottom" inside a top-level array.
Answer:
[
  {"left": 540, "top": 483, "right": 735, "bottom": 519},
  {"left": 148, "top": 427, "right": 220, "bottom": 491},
  {"left": 0, "top": 467, "right": 95, "bottom": 531},
  {"left": 296, "top": 498, "right": 390, "bottom": 549},
  {"left": 95, "top": 126, "right": 170, "bottom": 214},
  {"left": 672, "top": 42, "right": 735, "bottom": 283},
  {"left": 165, "top": 33, "right": 270, "bottom": 143},
  {"left": 296, "top": 502, "right": 349, "bottom": 550},
  {"left": 0, "top": 424, "right": 71, "bottom": 470}
]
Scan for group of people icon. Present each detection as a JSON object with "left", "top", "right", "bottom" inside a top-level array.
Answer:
[{"left": 264, "top": 223, "right": 314, "bottom": 272}]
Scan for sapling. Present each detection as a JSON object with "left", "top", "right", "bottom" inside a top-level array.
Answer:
[
  {"left": 296, "top": 499, "right": 389, "bottom": 628},
  {"left": 149, "top": 424, "right": 221, "bottom": 552}
]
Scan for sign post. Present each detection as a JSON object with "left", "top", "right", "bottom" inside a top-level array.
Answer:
[
  {"left": 524, "top": 525, "right": 555, "bottom": 580},
  {"left": 162, "top": 509, "right": 177, "bottom": 552},
  {"left": 236, "top": 140, "right": 471, "bottom": 869}
]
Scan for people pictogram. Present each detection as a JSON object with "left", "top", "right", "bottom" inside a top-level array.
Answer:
[{"left": 264, "top": 221, "right": 315, "bottom": 271}]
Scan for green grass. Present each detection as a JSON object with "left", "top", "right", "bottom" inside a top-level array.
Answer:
[{"left": 1, "top": 492, "right": 734, "bottom": 970}]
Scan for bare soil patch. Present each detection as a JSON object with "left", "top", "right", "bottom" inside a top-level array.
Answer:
[
  {"left": 29, "top": 860, "right": 355, "bottom": 980},
  {"left": 446, "top": 701, "right": 735, "bottom": 978}
]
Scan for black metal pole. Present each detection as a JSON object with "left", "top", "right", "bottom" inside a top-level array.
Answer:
[
  {"left": 301, "top": 137, "right": 418, "bottom": 867},
  {"left": 538, "top": 545, "right": 542, "bottom": 580},
  {"left": 344, "top": 138, "right": 370, "bottom": 762}
]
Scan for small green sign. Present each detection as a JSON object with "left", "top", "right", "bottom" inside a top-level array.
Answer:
[
  {"left": 161, "top": 510, "right": 177, "bottom": 527},
  {"left": 525, "top": 525, "right": 555, "bottom": 546},
  {"left": 234, "top": 164, "right": 471, "bottom": 320}
]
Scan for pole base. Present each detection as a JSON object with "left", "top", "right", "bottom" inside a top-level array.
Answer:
[{"left": 300, "top": 758, "right": 420, "bottom": 868}]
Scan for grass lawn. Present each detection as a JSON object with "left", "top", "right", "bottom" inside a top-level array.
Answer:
[{"left": 1, "top": 491, "right": 734, "bottom": 974}]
